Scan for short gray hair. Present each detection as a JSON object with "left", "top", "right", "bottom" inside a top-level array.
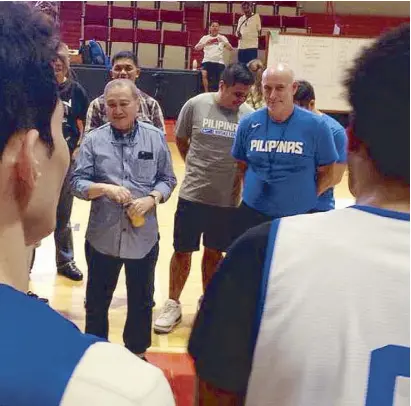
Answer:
[{"left": 104, "top": 79, "right": 139, "bottom": 100}]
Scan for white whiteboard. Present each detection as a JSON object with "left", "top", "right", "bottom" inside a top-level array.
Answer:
[{"left": 266, "top": 33, "right": 374, "bottom": 112}]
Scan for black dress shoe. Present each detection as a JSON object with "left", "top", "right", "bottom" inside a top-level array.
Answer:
[
  {"left": 57, "top": 262, "right": 83, "bottom": 281},
  {"left": 136, "top": 354, "right": 148, "bottom": 362},
  {"left": 27, "top": 291, "right": 49, "bottom": 305}
]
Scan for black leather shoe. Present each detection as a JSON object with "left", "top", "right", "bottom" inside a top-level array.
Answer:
[
  {"left": 136, "top": 354, "right": 148, "bottom": 362},
  {"left": 57, "top": 262, "right": 83, "bottom": 281},
  {"left": 27, "top": 291, "right": 49, "bottom": 305}
]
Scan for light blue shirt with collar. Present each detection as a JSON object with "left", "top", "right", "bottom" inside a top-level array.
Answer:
[{"left": 71, "top": 121, "right": 177, "bottom": 259}]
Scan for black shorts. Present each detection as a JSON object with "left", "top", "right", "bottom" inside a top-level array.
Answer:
[
  {"left": 173, "top": 198, "right": 236, "bottom": 253},
  {"left": 201, "top": 62, "right": 225, "bottom": 92}
]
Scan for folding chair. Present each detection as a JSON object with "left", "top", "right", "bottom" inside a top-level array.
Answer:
[
  {"left": 135, "top": 28, "right": 162, "bottom": 67},
  {"left": 159, "top": 9, "right": 186, "bottom": 31},
  {"left": 260, "top": 15, "right": 282, "bottom": 30},
  {"left": 281, "top": 15, "right": 310, "bottom": 33},
  {"left": 136, "top": 7, "right": 160, "bottom": 29},
  {"left": 210, "top": 11, "right": 235, "bottom": 35},
  {"left": 109, "top": 4, "right": 137, "bottom": 55},
  {"left": 160, "top": 30, "right": 190, "bottom": 69},
  {"left": 275, "top": 1, "right": 303, "bottom": 16},
  {"left": 81, "top": 2, "right": 110, "bottom": 53}
]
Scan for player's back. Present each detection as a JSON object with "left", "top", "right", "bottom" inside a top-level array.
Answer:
[
  {"left": 0, "top": 284, "right": 175, "bottom": 406},
  {"left": 246, "top": 206, "right": 410, "bottom": 406}
]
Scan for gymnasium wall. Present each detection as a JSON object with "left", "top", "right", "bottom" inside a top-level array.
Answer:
[
  {"left": 301, "top": 1, "right": 410, "bottom": 17},
  {"left": 62, "top": 2, "right": 409, "bottom": 67}
]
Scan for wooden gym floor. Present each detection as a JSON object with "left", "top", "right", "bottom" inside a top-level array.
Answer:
[{"left": 29, "top": 142, "right": 355, "bottom": 354}]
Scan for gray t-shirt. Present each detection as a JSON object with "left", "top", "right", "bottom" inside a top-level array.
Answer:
[{"left": 176, "top": 93, "right": 254, "bottom": 207}]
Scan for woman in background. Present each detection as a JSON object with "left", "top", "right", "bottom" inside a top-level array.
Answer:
[
  {"left": 51, "top": 46, "right": 89, "bottom": 281},
  {"left": 246, "top": 58, "right": 265, "bottom": 109}
]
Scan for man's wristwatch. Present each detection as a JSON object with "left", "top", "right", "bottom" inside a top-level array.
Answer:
[{"left": 148, "top": 193, "right": 160, "bottom": 206}]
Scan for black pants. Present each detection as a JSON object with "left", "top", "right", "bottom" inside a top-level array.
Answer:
[
  {"left": 232, "top": 201, "right": 274, "bottom": 243},
  {"left": 232, "top": 203, "right": 324, "bottom": 244},
  {"left": 55, "top": 165, "right": 74, "bottom": 267},
  {"left": 238, "top": 48, "right": 258, "bottom": 65},
  {"left": 84, "top": 240, "right": 159, "bottom": 354}
]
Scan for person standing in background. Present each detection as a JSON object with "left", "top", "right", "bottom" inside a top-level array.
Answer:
[
  {"left": 72, "top": 79, "right": 176, "bottom": 360},
  {"left": 294, "top": 80, "right": 348, "bottom": 211},
  {"left": 189, "top": 24, "right": 410, "bottom": 406},
  {"left": 85, "top": 51, "right": 165, "bottom": 133},
  {"left": 51, "top": 48, "right": 89, "bottom": 281},
  {"left": 231, "top": 64, "right": 338, "bottom": 239},
  {"left": 0, "top": 3, "right": 174, "bottom": 404},
  {"left": 154, "top": 64, "right": 254, "bottom": 335},
  {"left": 194, "top": 21, "right": 234, "bottom": 92},
  {"left": 246, "top": 58, "right": 265, "bottom": 109},
  {"left": 236, "top": 2, "right": 261, "bottom": 65}
]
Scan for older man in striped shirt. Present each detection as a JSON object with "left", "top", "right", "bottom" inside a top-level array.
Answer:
[{"left": 72, "top": 78, "right": 176, "bottom": 360}]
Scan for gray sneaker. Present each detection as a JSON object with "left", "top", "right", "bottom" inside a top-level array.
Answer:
[{"left": 154, "top": 299, "right": 182, "bottom": 334}]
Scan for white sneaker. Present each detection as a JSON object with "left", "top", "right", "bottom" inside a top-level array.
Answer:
[{"left": 154, "top": 299, "right": 182, "bottom": 334}]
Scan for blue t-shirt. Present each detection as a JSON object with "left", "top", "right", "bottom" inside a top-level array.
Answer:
[
  {"left": 232, "top": 106, "right": 337, "bottom": 217},
  {"left": 316, "top": 114, "right": 348, "bottom": 211},
  {"left": 0, "top": 284, "right": 104, "bottom": 406}
]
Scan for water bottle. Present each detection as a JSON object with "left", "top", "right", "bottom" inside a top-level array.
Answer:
[{"left": 192, "top": 59, "right": 198, "bottom": 70}]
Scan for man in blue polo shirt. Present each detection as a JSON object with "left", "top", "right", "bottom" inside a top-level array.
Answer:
[
  {"left": 232, "top": 64, "right": 338, "bottom": 237},
  {"left": 294, "top": 80, "right": 347, "bottom": 211},
  {"left": 189, "top": 24, "right": 410, "bottom": 406}
]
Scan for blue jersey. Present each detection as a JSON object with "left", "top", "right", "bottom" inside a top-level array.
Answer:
[
  {"left": 0, "top": 284, "right": 103, "bottom": 405},
  {"left": 0, "top": 284, "right": 175, "bottom": 405},
  {"left": 232, "top": 106, "right": 338, "bottom": 217},
  {"left": 316, "top": 114, "right": 347, "bottom": 211}
]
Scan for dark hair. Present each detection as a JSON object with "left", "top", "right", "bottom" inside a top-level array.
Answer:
[
  {"left": 33, "top": 1, "right": 59, "bottom": 25},
  {"left": 0, "top": 2, "right": 59, "bottom": 156},
  {"left": 221, "top": 63, "right": 255, "bottom": 87},
  {"left": 242, "top": 1, "right": 251, "bottom": 7},
  {"left": 111, "top": 51, "right": 139, "bottom": 67},
  {"left": 210, "top": 21, "right": 220, "bottom": 26},
  {"left": 344, "top": 23, "right": 410, "bottom": 184},
  {"left": 294, "top": 80, "right": 315, "bottom": 107}
]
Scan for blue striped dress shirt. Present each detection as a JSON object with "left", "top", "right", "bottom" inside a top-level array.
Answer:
[{"left": 71, "top": 121, "right": 177, "bottom": 259}]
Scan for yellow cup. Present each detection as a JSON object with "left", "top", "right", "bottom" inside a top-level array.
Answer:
[
  {"left": 125, "top": 199, "right": 145, "bottom": 228},
  {"left": 129, "top": 212, "right": 145, "bottom": 228}
]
